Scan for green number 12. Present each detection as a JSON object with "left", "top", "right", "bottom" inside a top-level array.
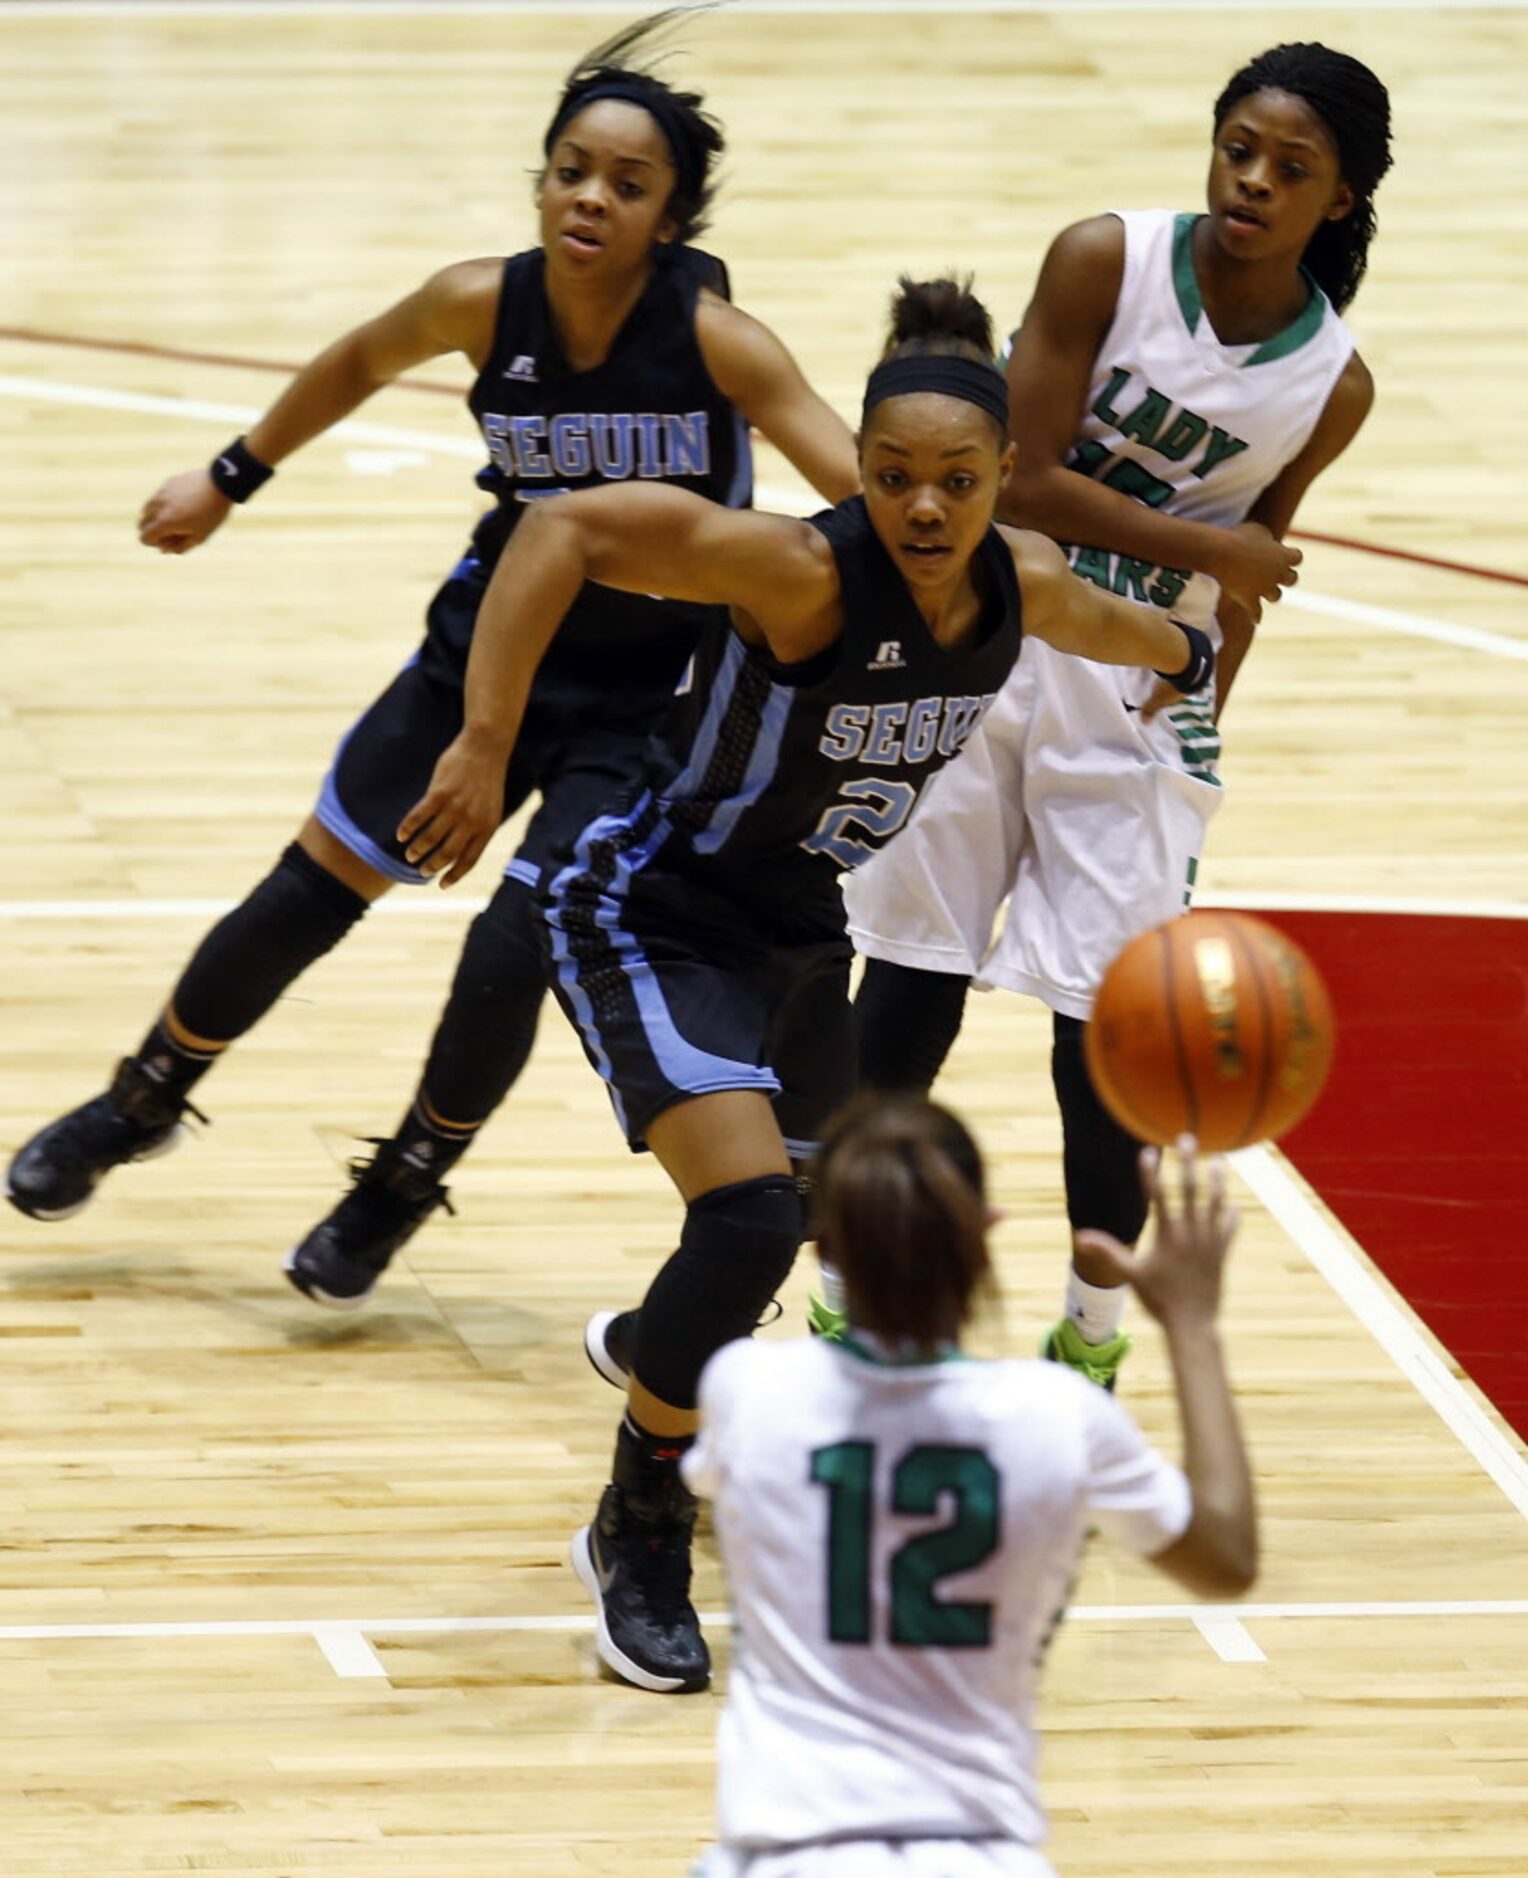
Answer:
[{"left": 809, "top": 1441, "right": 1000, "bottom": 1648}]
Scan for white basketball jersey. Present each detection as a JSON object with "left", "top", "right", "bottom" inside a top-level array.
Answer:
[
  {"left": 1065, "top": 208, "right": 1355, "bottom": 634},
  {"left": 685, "top": 1335, "right": 1190, "bottom": 1853}
]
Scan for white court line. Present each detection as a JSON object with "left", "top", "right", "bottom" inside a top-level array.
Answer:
[
  {"left": 3, "top": 368, "right": 1522, "bottom": 665},
  {"left": 1191, "top": 1614, "right": 1265, "bottom": 1664},
  {"left": 1230, "top": 1145, "right": 1528, "bottom": 1526},
  {"left": 312, "top": 1622, "right": 388, "bottom": 1679},
  {"left": 8, "top": 370, "right": 1527, "bottom": 656},
  {"left": 4, "top": 1600, "right": 1527, "bottom": 1679},
  {"left": 1283, "top": 586, "right": 1528, "bottom": 664},
  {"left": 0, "top": 374, "right": 484, "bottom": 462}
]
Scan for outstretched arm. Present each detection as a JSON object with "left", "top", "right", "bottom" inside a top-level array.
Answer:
[
  {"left": 1075, "top": 1142, "right": 1255, "bottom": 1597},
  {"left": 397, "top": 485, "right": 837, "bottom": 885},
  {"left": 1009, "top": 528, "right": 1211, "bottom": 688},
  {"left": 697, "top": 296, "right": 861, "bottom": 505},
  {"left": 996, "top": 217, "right": 1300, "bottom": 616},
  {"left": 139, "top": 258, "right": 500, "bottom": 553}
]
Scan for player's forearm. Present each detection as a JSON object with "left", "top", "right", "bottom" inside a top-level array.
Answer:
[
  {"left": 244, "top": 332, "right": 394, "bottom": 466},
  {"left": 1001, "top": 464, "right": 1232, "bottom": 584},
  {"left": 1213, "top": 599, "right": 1257, "bottom": 721},
  {"left": 1162, "top": 1316, "right": 1257, "bottom": 1592},
  {"left": 1066, "top": 594, "right": 1203, "bottom": 678},
  {"left": 461, "top": 504, "right": 588, "bottom": 752}
]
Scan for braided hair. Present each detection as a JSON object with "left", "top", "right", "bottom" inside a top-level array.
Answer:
[
  {"left": 542, "top": 8, "right": 726, "bottom": 243},
  {"left": 814, "top": 1094, "right": 995, "bottom": 1348},
  {"left": 1215, "top": 43, "right": 1392, "bottom": 311}
]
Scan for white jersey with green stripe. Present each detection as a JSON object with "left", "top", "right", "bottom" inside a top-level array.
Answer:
[
  {"left": 684, "top": 1334, "right": 1189, "bottom": 1854},
  {"left": 1065, "top": 207, "right": 1355, "bottom": 636}
]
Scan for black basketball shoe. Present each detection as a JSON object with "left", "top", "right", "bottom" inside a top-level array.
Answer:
[
  {"left": 572, "top": 1472, "right": 709, "bottom": 1694},
  {"left": 6, "top": 1057, "right": 196, "bottom": 1222},
  {"left": 284, "top": 1138, "right": 453, "bottom": 1311}
]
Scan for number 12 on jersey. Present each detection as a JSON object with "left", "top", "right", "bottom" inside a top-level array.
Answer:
[{"left": 809, "top": 1441, "right": 1001, "bottom": 1648}]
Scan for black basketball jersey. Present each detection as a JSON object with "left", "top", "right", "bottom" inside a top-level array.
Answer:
[
  {"left": 449, "top": 245, "right": 749, "bottom": 712},
  {"left": 639, "top": 496, "right": 1022, "bottom": 884}
]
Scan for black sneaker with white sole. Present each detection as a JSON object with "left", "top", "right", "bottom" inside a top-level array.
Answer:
[
  {"left": 571, "top": 1479, "right": 709, "bottom": 1694},
  {"left": 284, "top": 1138, "right": 452, "bottom": 1310},
  {"left": 6, "top": 1057, "right": 196, "bottom": 1222}
]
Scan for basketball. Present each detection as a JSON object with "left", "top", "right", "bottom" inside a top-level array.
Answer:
[{"left": 1084, "top": 911, "right": 1335, "bottom": 1152}]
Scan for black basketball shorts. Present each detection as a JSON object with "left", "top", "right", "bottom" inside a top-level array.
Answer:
[{"left": 540, "top": 793, "right": 856, "bottom": 1153}]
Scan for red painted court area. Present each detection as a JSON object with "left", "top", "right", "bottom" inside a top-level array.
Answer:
[{"left": 1259, "top": 911, "right": 1528, "bottom": 1441}]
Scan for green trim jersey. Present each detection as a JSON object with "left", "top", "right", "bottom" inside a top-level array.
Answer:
[
  {"left": 844, "top": 207, "right": 1361, "bottom": 1017},
  {"left": 685, "top": 1335, "right": 1190, "bottom": 1854},
  {"left": 1065, "top": 208, "right": 1355, "bottom": 637}
]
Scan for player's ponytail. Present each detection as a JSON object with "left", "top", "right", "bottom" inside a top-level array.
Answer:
[
  {"left": 541, "top": 7, "right": 726, "bottom": 243},
  {"left": 1215, "top": 43, "right": 1392, "bottom": 311},
  {"left": 814, "top": 1094, "right": 994, "bottom": 1348},
  {"left": 881, "top": 276, "right": 997, "bottom": 367},
  {"left": 862, "top": 277, "right": 1008, "bottom": 438}
]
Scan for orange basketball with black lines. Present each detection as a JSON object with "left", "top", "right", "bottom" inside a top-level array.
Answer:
[{"left": 1084, "top": 911, "right": 1335, "bottom": 1152}]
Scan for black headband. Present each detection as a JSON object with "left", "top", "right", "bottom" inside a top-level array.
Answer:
[
  {"left": 862, "top": 354, "right": 1009, "bottom": 432},
  {"left": 545, "top": 81, "right": 708, "bottom": 209}
]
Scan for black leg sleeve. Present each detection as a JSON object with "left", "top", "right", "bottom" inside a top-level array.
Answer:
[
  {"left": 1052, "top": 1012, "right": 1149, "bottom": 1245},
  {"left": 853, "top": 956, "right": 971, "bottom": 1093},
  {"left": 416, "top": 874, "right": 550, "bottom": 1126}
]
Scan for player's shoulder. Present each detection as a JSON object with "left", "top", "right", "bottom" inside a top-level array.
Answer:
[
  {"left": 424, "top": 255, "right": 508, "bottom": 302},
  {"left": 1048, "top": 212, "right": 1128, "bottom": 267}
]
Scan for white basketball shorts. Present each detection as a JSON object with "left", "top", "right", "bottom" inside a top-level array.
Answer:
[{"left": 843, "top": 636, "right": 1224, "bottom": 1021}]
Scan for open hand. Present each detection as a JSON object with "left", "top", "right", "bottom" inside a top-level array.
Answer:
[{"left": 1072, "top": 1137, "right": 1240, "bottom": 1330}]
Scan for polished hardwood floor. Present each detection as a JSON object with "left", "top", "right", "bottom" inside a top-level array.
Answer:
[{"left": 1, "top": 5, "right": 1525, "bottom": 1873}]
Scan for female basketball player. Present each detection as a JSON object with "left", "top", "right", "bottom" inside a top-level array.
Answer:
[
  {"left": 687, "top": 1102, "right": 1253, "bottom": 1877},
  {"left": 5, "top": 16, "right": 861, "bottom": 1293},
  {"left": 397, "top": 276, "right": 1216, "bottom": 1692},
  {"left": 844, "top": 43, "right": 1393, "bottom": 1388}
]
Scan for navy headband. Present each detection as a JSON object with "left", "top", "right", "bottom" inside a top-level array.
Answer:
[
  {"left": 862, "top": 354, "right": 1009, "bottom": 432},
  {"left": 545, "top": 81, "right": 708, "bottom": 209}
]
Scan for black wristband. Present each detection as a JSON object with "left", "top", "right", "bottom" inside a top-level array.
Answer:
[
  {"left": 207, "top": 435, "right": 275, "bottom": 504},
  {"left": 1155, "top": 621, "right": 1214, "bottom": 695}
]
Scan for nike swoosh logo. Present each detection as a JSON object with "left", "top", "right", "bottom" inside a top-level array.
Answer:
[{"left": 216, "top": 457, "right": 236, "bottom": 475}]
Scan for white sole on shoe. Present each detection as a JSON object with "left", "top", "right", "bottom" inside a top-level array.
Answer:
[
  {"left": 570, "top": 1524, "right": 695, "bottom": 1695},
  {"left": 583, "top": 1310, "right": 630, "bottom": 1389},
  {"left": 281, "top": 1245, "right": 377, "bottom": 1312},
  {"left": 4, "top": 1120, "right": 189, "bottom": 1223}
]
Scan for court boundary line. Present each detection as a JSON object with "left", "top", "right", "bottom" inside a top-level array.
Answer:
[
  {"left": 3, "top": 332, "right": 1524, "bottom": 590},
  {"left": 3, "top": 370, "right": 1525, "bottom": 664},
  {"left": 3, "top": 1599, "right": 1525, "bottom": 1680},
  {"left": 1230, "top": 1144, "right": 1528, "bottom": 1523}
]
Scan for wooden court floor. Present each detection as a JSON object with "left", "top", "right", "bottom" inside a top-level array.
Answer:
[{"left": 1, "top": 4, "right": 1526, "bottom": 1873}]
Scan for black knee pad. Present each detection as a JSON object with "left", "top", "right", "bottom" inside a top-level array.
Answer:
[
  {"left": 855, "top": 956, "right": 970, "bottom": 1092},
  {"left": 1052, "top": 1013, "right": 1149, "bottom": 1244},
  {"left": 632, "top": 1174, "right": 805, "bottom": 1410},
  {"left": 173, "top": 842, "right": 369, "bottom": 1041},
  {"left": 420, "top": 875, "right": 550, "bottom": 1122}
]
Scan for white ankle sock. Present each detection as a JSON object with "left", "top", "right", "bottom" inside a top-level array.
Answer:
[
  {"left": 1065, "top": 1269, "right": 1127, "bottom": 1345},
  {"left": 817, "top": 1260, "right": 847, "bottom": 1314}
]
